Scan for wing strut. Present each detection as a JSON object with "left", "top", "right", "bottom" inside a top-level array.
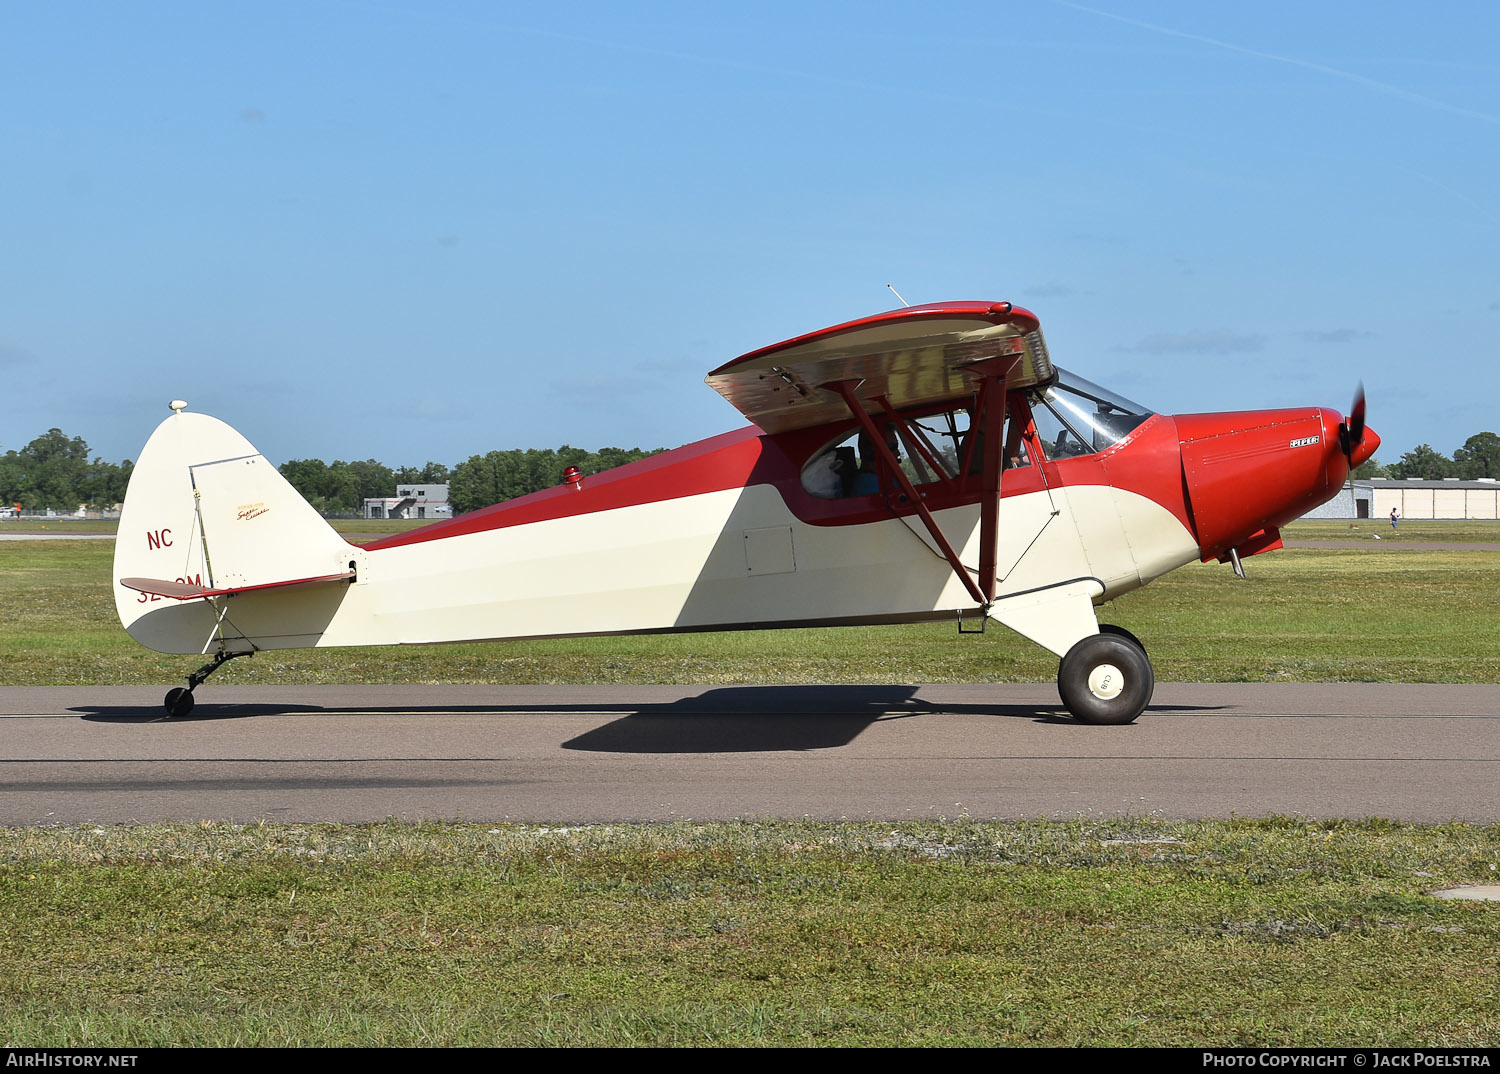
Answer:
[
  {"left": 824, "top": 369, "right": 1013, "bottom": 609},
  {"left": 974, "top": 370, "right": 1009, "bottom": 602}
]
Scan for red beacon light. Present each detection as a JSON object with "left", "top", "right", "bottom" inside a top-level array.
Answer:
[{"left": 562, "top": 466, "right": 583, "bottom": 489}]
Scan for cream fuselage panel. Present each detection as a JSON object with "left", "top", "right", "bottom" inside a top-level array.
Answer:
[
  {"left": 1058, "top": 483, "right": 1202, "bottom": 600},
  {"left": 318, "top": 484, "right": 972, "bottom": 646},
  {"left": 123, "top": 468, "right": 1199, "bottom": 655},
  {"left": 308, "top": 481, "right": 1199, "bottom": 649}
]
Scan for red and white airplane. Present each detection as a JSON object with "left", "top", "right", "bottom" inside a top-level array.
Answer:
[{"left": 113, "top": 301, "right": 1376, "bottom": 723}]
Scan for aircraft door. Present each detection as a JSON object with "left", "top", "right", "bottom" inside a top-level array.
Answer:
[
  {"left": 1017, "top": 379, "right": 1161, "bottom": 598},
  {"left": 974, "top": 388, "right": 1125, "bottom": 657},
  {"left": 877, "top": 389, "right": 1077, "bottom": 598},
  {"left": 982, "top": 391, "right": 1078, "bottom": 592}
]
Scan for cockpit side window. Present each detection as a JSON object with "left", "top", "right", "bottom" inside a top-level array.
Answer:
[
  {"left": 1003, "top": 395, "right": 1034, "bottom": 469},
  {"left": 900, "top": 408, "right": 970, "bottom": 484},
  {"left": 1029, "top": 398, "right": 1093, "bottom": 460},
  {"left": 800, "top": 427, "right": 887, "bottom": 499},
  {"left": 799, "top": 405, "right": 976, "bottom": 499},
  {"left": 801, "top": 434, "right": 856, "bottom": 498}
]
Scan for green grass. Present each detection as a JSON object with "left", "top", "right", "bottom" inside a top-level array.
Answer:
[
  {"left": 9, "top": 517, "right": 1498, "bottom": 540},
  {"left": 5, "top": 535, "right": 1499, "bottom": 1046},
  {"left": 0, "top": 518, "right": 427, "bottom": 538},
  {"left": 330, "top": 519, "right": 433, "bottom": 540},
  {"left": 0, "top": 519, "right": 120, "bottom": 534},
  {"left": 1285, "top": 518, "right": 1500, "bottom": 542},
  {"left": 1, "top": 818, "right": 1497, "bottom": 1047},
  {"left": 2, "top": 537, "right": 1498, "bottom": 686}
]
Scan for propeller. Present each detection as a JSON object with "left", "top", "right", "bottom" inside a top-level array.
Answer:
[
  {"left": 1335, "top": 385, "right": 1373, "bottom": 525},
  {"left": 1337, "top": 383, "right": 1366, "bottom": 466}
]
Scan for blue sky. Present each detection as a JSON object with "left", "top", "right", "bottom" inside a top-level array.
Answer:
[{"left": 3, "top": 1, "right": 1497, "bottom": 469}]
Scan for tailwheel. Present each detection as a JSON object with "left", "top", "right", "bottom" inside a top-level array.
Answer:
[
  {"left": 1057, "top": 629, "right": 1154, "bottom": 725},
  {"left": 160, "top": 649, "right": 253, "bottom": 718},
  {"left": 164, "top": 687, "right": 195, "bottom": 718}
]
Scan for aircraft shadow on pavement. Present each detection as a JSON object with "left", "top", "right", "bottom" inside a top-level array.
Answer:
[
  {"left": 563, "top": 685, "right": 938, "bottom": 752},
  {"left": 74, "top": 685, "right": 1227, "bottom": 751},
  {"left": 76, "top": 685, "right": 986, "bottom": 742},
  {"left": 80, "top": 704, "right": 325, "bottom": 724},
  {"left": 557, "top": 689, "right": 1226, "bottom": 753}
]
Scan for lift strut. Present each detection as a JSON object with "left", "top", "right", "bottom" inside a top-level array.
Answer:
[{"left": 823, "top": 355, "right": 1018, "bottom": 611}]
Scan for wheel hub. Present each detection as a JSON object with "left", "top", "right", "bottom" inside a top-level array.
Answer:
[{"left": 1087, "top": 663, "right": 1125, "bottom": 700}]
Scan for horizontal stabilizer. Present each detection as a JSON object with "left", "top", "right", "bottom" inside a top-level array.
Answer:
[{"left": 120, "top": 571, "right": 355, "bottom": 601}]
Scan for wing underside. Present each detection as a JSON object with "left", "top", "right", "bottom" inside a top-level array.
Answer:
[{"left": 706, "top": 302, "right": 1054, "bottom": 433}]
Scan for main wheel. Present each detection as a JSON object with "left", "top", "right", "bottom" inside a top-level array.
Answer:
[
  {"left": 164, "top": 687, "right": 195, "bottom": 718},
  {"left": 1057, "top": 632, "right": 1153, "bottom": 725},
  {"left": 1098, "top": 623, "right": 1146, "bottom": 657}
]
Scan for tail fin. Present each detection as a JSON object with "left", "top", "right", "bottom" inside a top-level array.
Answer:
[{"left": 114, "top": 407, "right": 356, "bottom": 654}]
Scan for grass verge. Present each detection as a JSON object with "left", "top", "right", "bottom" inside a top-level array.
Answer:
[
  {"left": 1284, "top": 519, "right": 1500, "bottom": 542},
  {"left": 1, "top": 818, "right": 1497, "bottom": 1047},
  {"left": 3, "top": 538, "right": 1498, "bottom": 685},
  {"left": 4, "top": 530, "right": 1498, "bottom": 1047}
]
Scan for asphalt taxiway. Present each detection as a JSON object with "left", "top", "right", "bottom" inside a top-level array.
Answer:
[{"left": 1, "top": 683, "right": 1496, "bottom": 825}]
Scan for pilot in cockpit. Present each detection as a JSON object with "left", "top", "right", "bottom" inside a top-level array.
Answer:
[
  {"left": 852, "top": 428, "right": 900, "bottom": 496},
  {"left": 832, "top": 446, "right": 857, "bottom": 496}
]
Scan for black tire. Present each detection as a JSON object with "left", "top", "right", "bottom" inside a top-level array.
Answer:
[
  {"left": 1057, "top": 632, "right": 1153, "bottom": 725},
  {"left": 164, "top": 687, "right": 195, "bottom": 718},
  {"left": 1098, "top": 623, "right": 1146, "bottom": 658}
]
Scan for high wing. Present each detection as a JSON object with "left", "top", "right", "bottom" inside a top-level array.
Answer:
[{"left": 706, "top": 301, "right": 1054, "bottom": 433}]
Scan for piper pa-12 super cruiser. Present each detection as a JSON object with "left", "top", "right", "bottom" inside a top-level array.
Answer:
[{"left": 114, "top": 301, "right": 1376, "bottom": 723}]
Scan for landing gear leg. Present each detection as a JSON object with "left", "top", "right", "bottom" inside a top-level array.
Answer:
[
  {"left": 162, "top": 650, "right": 254, "bottom": 717},
  {"left": 1057, "top": 628, "right": 1154, "bottom": 725}
]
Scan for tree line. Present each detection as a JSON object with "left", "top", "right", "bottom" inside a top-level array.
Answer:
[
  {"left": 9, "top": 423, "right": 1497, "bottom": 513},
  {"left": 443, "top": 446, "right": 662, "bottom": 514},
  {"left": 0, "top": 429, "right": 133, "bottom": 511},
  {"left": 276, "top": 458, "right": 453, "bottom": 514},
  {"left": 275, "top": 446, "right": 661, "bottom": 514},
  {"left": 0, "top": 429, "right": 663, "bottom": 514}
]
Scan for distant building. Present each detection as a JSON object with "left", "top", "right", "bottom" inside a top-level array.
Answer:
[
  {"left": 1368, "top": 477, "right": 1500, "bottom": 520},
  {"left": 1302, "top": 480, "right": 1375, "bottom": 520},
  {"left": 1301, "top": 478, "right": 1500, "bottom": 520},
  {"left": 363, "top": 483, "right": 452, "bottom": 521}
]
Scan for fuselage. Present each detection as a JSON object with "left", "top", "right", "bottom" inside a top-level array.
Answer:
[
  {"left": 112, "top": 299, "right": 1378, "bottom": 727},
  {"left": 113, "top": 382, "right": 1378, "bottom": 657}
]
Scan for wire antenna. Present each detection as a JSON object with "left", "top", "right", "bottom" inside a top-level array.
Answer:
[{"left": 886, "top": 284, "right": 910, "bottom": 307}]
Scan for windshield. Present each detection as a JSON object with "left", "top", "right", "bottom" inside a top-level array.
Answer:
[{"left": 1030, "top": 368, "right": 1153, "bottom": 456}]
